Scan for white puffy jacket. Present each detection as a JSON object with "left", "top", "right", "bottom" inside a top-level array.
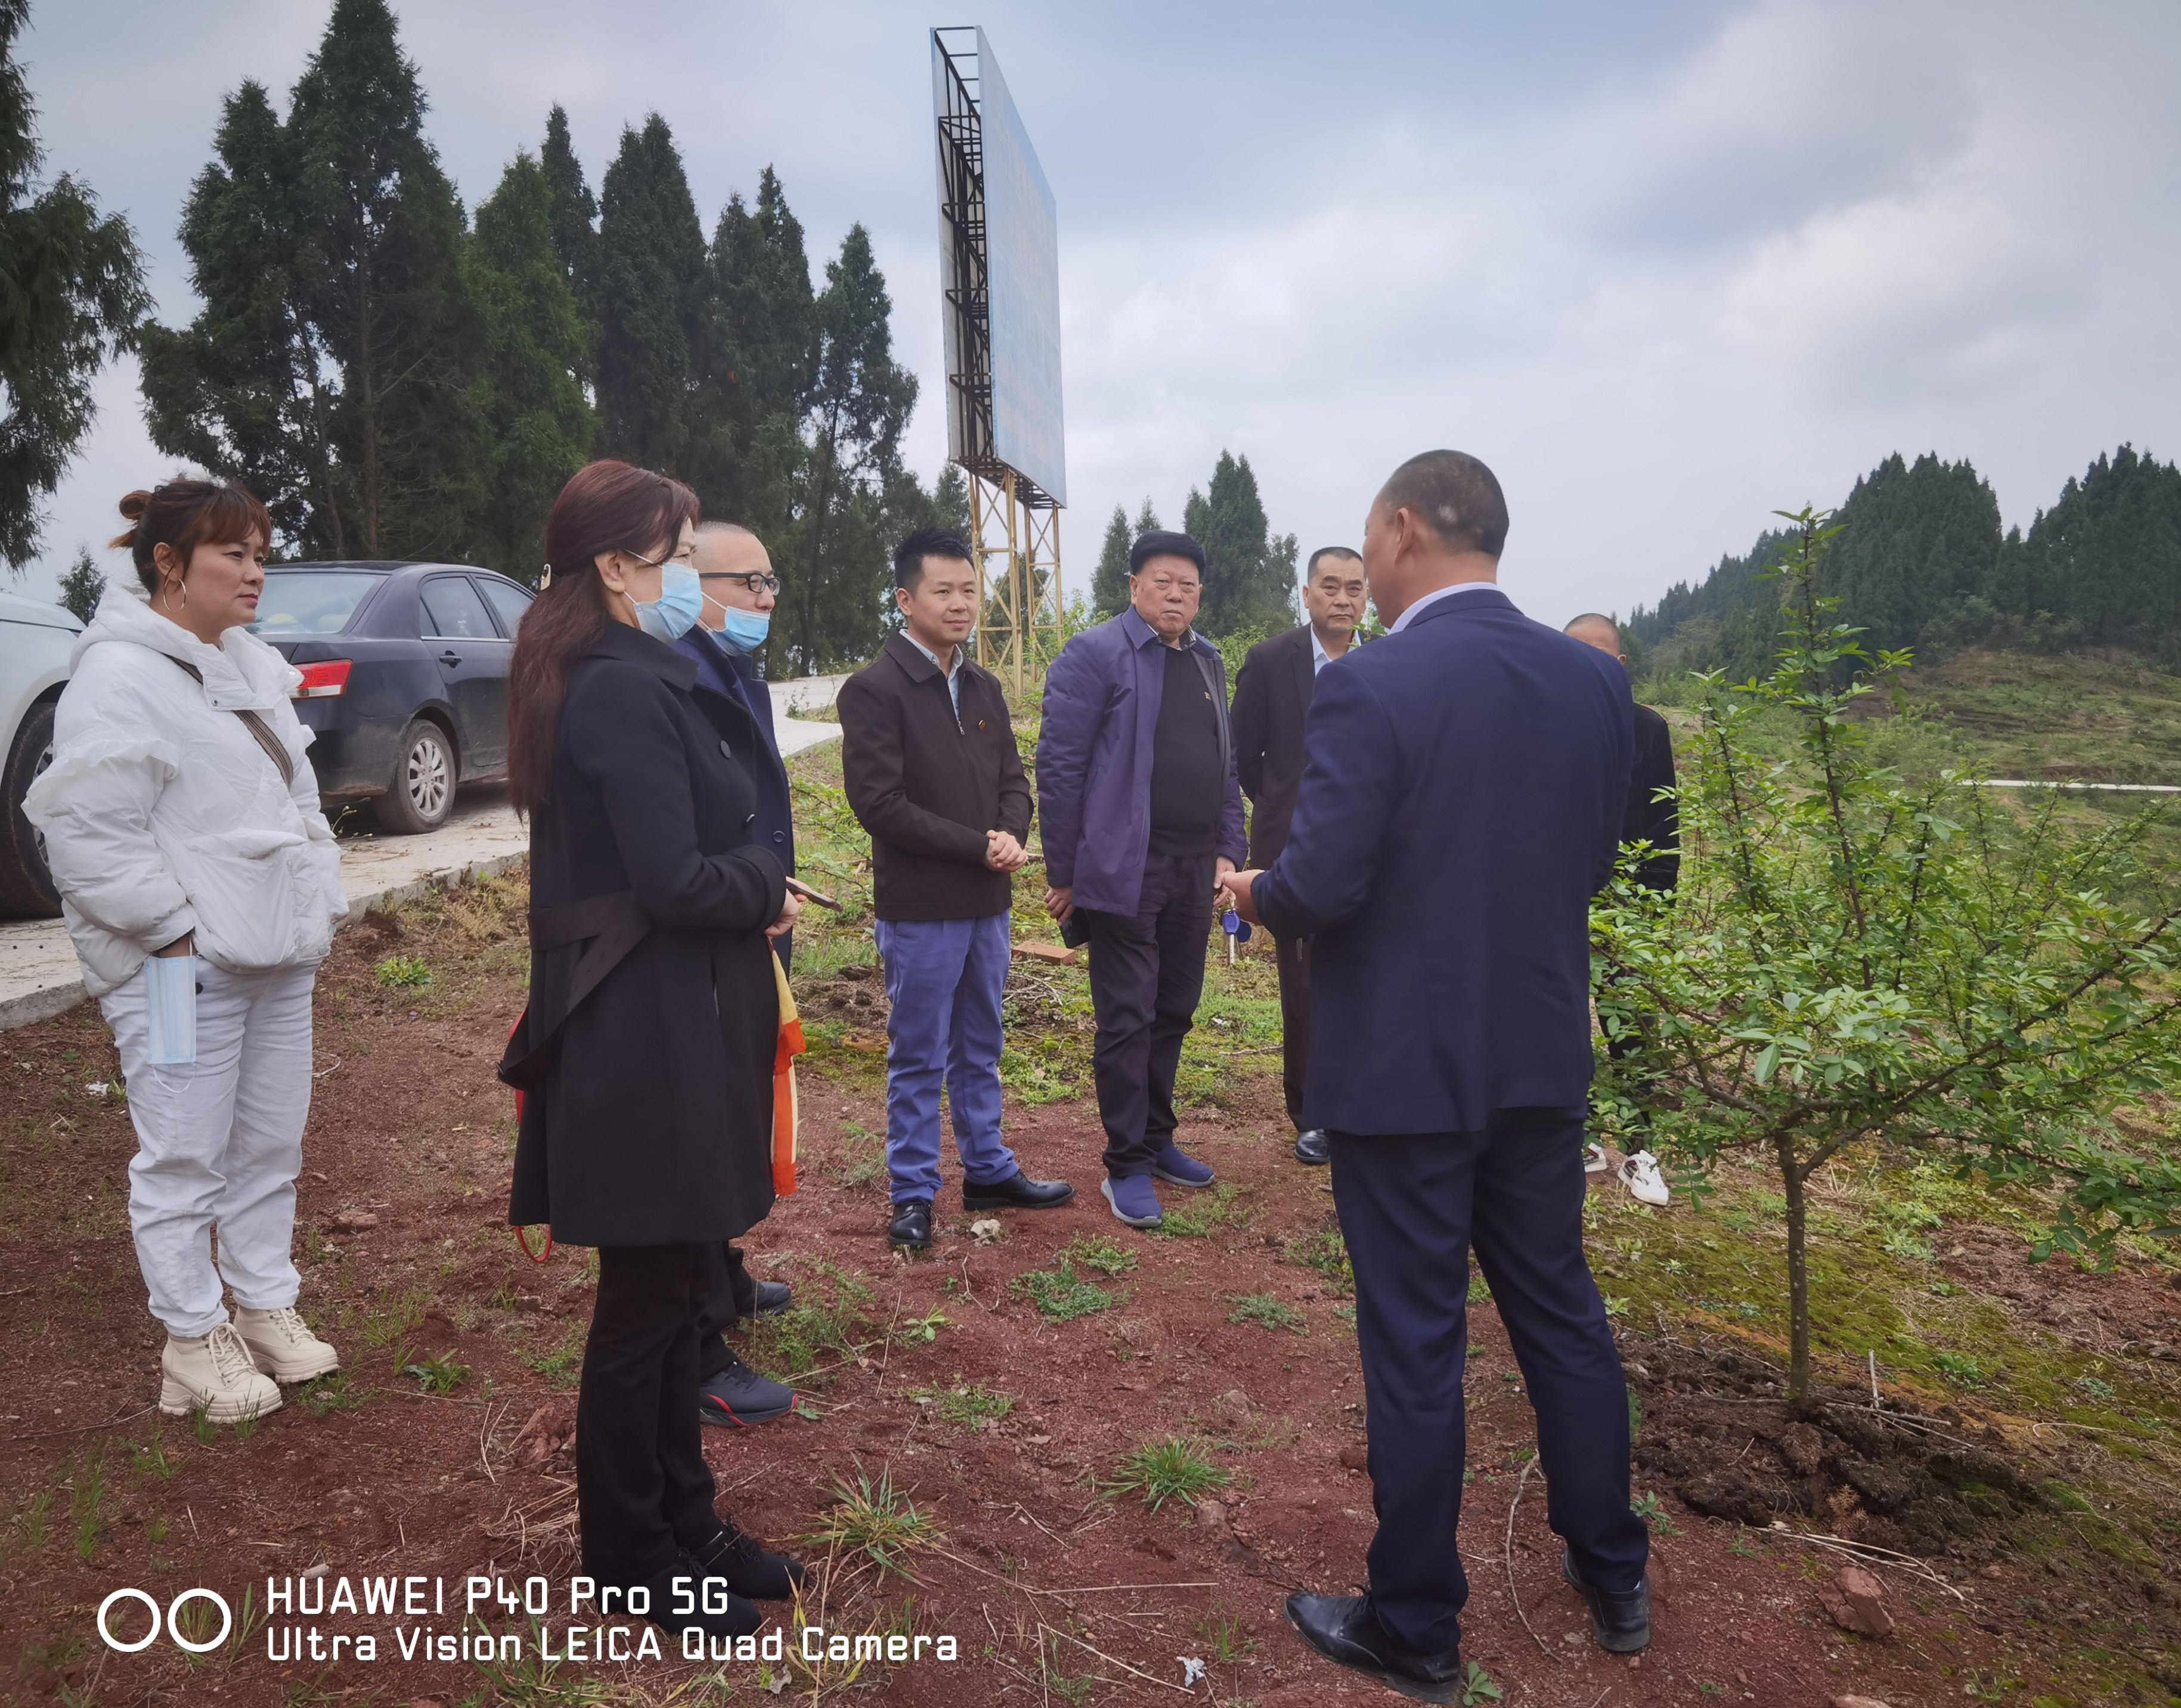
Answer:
[{"left": 23, "top": 591, "right": 349, "bottom": 997}]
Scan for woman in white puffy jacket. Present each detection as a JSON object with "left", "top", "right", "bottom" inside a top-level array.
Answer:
[{"left": 25, "top": 481, "right": 349, "bottom": 1423}]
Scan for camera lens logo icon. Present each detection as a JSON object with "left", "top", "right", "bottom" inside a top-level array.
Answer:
[{"left": 98, "top": 1586, "right": 232, "bottom": 1653}]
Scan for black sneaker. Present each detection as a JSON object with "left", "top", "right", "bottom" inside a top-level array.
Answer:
[
  {"left": 1562, "top": 1545, "right": 1651, "bottom": 1653},
  {"left": 636, "top": 1549, "right": 763, "bottom": 1641},
  {"left": 888, "top": 1198, "right": 933, "bottom": 1250},
  {"left": 692, "top": 1523, "right": 806, "bottom": 1601},
  {"left": 696, "top": 1346, "right": 794, "bottom": 1428},
  {"left": 1284, "top": 1592, "right": 1463, "bottom": 1703},
  {"left": 751, "top": 1278, "right": 791, "bottom": 1316},
  {"left": 962, "top": 1171, "right": 1075, "bottom": 1211}
]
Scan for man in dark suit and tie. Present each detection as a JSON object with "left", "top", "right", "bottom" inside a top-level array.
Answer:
[
  {"left": 1229, "top": 547, "right": 1368, "bottom": 1165},
  {"left": 1222, "top": 451, "right": 1651, "bottom": 1699}
]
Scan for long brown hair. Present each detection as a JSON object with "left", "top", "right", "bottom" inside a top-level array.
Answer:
[
  {"left": 110, "top": 479, "right": 273, "bottom": 597},
  {"left": 507, "top": 460, "right": 699, "bottom": 813}
]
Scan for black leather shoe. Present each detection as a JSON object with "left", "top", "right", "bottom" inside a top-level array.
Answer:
[
  {"left": 751, "top": 1278, "right": 791, "bottom": 1316},
  {"left": 888, "top": 1198, "right": 933, "bottom": 1250},
  {"left": 1563, "top": 1545, "right": 1651, "bottom": 1653},
  {"left": 1284, "top": 1594, "right": 1463, "bottom": 1703},
  {"left": 697, "top": 1346, "right": 794, "bottom": 1428},
  {"left": 1293, "top": 1129, "right": 1331, "bottom": 1165},
  {"left": 638, "top": 1549, "right": 763, "bottom": 1640},
  {"left": 963, "top": 1170, "right": 1076, "bottom": 1211},
  {"left": 692, "top": 1523, "right": 806, "bottom": 1601}
]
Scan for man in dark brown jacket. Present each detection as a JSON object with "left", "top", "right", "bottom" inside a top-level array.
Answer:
[
  {"left": 838, "top": 528, "right": 1074, "bottom": 1251},
  {"left": 1230, "top": 545, "right": 1367, "bottom": 1165}
]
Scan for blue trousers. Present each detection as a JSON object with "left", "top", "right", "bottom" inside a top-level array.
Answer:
[
  {"left": 875, "top": 913, "right": 1017, "bottom": 1204},
  {"left": 1331, "top": 1109, "right": 1649, "bottom": 1656}
]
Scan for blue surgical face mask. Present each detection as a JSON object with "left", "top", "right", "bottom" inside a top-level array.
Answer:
[
  {"left": 712, "top": 604, "right": 772, "bottom": 653},
  {"left": 634, "top": 563, "right": 704, "bottom": 642}
]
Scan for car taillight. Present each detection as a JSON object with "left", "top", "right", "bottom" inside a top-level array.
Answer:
[{"left": 293, "top": 660, "right": 353, "bottom": 699}]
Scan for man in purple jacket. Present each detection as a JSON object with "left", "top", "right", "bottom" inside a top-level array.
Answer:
[{"left": 1037, "top": 531, "right": 1249, "bottom": 1230}]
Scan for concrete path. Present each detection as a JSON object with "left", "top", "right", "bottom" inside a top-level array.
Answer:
[{"left": 0, "top": 674, "right": 845, "bottom": 1030}]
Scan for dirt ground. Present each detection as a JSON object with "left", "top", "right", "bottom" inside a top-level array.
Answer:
[{"left": 2, "top": 866, "right": 2178, "bottom": 1707}]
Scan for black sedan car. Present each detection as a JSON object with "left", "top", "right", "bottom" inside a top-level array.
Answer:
[{"left": 250, "top": 561, "right": 534, "bottom": 832}]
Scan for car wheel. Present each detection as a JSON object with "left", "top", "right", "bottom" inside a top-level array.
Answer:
[
  {"left": 0, "top": 698, "right": 63, "bottom": 918},
  {"left": 376, "top": 718, "right": 456, "bottom": 835}
]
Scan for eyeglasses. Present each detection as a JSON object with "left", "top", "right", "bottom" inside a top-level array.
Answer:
[{"left": 701, "top": 572, "right": 782, "bottom": 596}]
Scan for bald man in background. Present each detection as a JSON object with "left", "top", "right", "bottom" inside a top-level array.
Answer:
[{"left": 1563, "top": 615, "right": 1677, "bottom": 898}]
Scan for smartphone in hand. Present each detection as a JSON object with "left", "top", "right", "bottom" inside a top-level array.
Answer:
[{"left": 783, "top": 876, "right": 841, "bottom": 910}]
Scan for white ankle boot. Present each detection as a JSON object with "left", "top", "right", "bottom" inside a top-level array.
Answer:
[
  {"left": 234, "top": 1305, "right": 340, "bottom": 1384},
  {"left": 162, "top": 1322, "right": 282, "bottom": 1421}
]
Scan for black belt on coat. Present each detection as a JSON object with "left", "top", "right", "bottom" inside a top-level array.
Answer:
[{"left": 496, "top": 889, "right": 651, "bottom": 1092}]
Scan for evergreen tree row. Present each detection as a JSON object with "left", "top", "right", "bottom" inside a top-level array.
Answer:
[
  {"left": 138, "top": 0, "right": 961, "bottom": 674},
  {"left": 1088, "top": 449, "right": 1300, "bottom": 636},
  {"left": 1628, "top": 446, "right": 2181, "bottom": 679}
]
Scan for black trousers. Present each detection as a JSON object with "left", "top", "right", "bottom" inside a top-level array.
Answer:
[
  {"left": 692, "top": 1242, "right": 758, "bottom": 1380},
  {"left": 1082, "top": 852, "right": 1213, "bottom": 1178},
  {"left": 1273, "top": 930, "right": 1312, "bottom": 1130},
  {"left": 1332, "top": 1111, "right": 1649, "bottom": 1655},
  {"left": 578, "top": 1243, "right": 721, "bottom": 1586}
]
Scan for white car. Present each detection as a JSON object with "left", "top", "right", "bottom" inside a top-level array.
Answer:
[{"left": 0, "top": 590, "right": 83, "bottom": 917}]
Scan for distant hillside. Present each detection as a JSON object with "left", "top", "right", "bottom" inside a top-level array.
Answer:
[{"left": 1628, "top": 447, "right": 2181, "bottom": 681}]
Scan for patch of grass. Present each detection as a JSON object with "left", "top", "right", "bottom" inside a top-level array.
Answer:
[
  {"left": 1152, "top": 1181, "right": 1253, "bottom": 1240},
  {"left": 1197, "top": 1608, "right": 1258, "bottom": 1663},
  {"left": 404, "top": 1351, "right": 468, "bottom": 1395},
  {"left": 1630, "top": 1489, "right": 1678, "bottom": 1536},
  {"left": 805, "top": 1462, "right": 941, "bottom": 1580},
  {"left": 1107, "top": 1435, "right": 1231, "bottom": 1513},
  {"left": 913, "top": 1381, "right": 1015, "bottom": 1430},
  {"left": 1289, "top": 1226, "right": 1352, "bottom": 1295},
  {"left": 526, "top": 1322, "right": 587, "bottom": 1389},
  {"left": 894, "top": 1310, "right": 952, "bottom": 1346},
  {"left": 743, "top": 1263, "right": 875, "bottom": 1378},
  {"left": 1012, "top": 1257, "right": 1119, "bottom": 1322},
  {"left": 14, "top": 1488, "right": 50, "bottom": 1549},
  {"left": 372, "top": 954, "right": 432, "bottom": 989},
  {"left": 1061, "top": 1233, "right": 1139, "bottom": 1277},
  {"left": 1227, "top": 1294, "right": 1307, "bottom": 1335},
  {"left": 1931, "top": 1351, "right": 1986, "bottom": 1387},
  {"left": 360, "top": 1285, "right": 429, "bottom": 1349},
  {"left": 826, "top": 1118, "right": 886, "bottom": 1189},
  {"left": 70, "top": 1451, "right": 107, "bottom": 1559}
]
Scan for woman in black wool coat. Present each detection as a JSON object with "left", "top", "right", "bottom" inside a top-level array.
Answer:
[{"left": 501, "top": 459, "right": 804, "bottom": 1641}]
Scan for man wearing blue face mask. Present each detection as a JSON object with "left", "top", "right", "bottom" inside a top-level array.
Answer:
[{"left": 674, "top": 520, "right": 800, "bottom": 1428}]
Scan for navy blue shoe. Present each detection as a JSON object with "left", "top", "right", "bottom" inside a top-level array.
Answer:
[
  {"left": 1150, "top": 1143, "right": 1215, "bottom": 1188},
  {"left": 1101, "top": 1174, "right": 1163, "bottom": 1229}
]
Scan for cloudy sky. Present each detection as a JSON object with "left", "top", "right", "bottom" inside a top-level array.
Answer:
[{"left": 14, "top": 0, "right": 2181, "bottom": 629}]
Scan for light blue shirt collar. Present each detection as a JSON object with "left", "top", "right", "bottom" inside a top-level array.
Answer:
[
  {"left": 905, "top": 632, "right": 963, "bottom": 723},
  {"left": 1387, "top": 579, "right": 1505, "bottom": 634}
]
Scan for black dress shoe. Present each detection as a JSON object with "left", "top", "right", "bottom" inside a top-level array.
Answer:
[
  {"left": 751, "top": 1278, "right": 791, "bottom": 1315},
  {"left": 1293, "top": 1129, "right": 1331, "bottom": 1165},
  {"left": 962, "top": 1170, "right": 1076, "bottom": 1211},
  {"left": 697, "top": 1346, "right": 794, "bottom": 1428},
  {"left": 636, "top": 1549, "right": 763, "bottom": 1640},
  {"left": 1284, "top": 1593, "right": 1463, "bottom": 1703},
  {"left": 888, "top": 1198, "right": 933, "bottom": 1250},
  {"left": 1563, "top": 1545, "right": 1652, "bottom": 1653},
  {"left": 692, "top": 1523, "right": 806, "bottom": 1601}
]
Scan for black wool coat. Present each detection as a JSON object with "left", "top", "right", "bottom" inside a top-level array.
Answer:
[
  {"left": 1230, "top": 624, "right": 1321, "bottom": 869},
  {"left": 837, "top": 632, "right": 1032, "bottom": 922},
  {"left": 507, "top": 622, "right": 788, "bottom": 1248}
]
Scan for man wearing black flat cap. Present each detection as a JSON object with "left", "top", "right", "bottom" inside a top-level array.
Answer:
[{"left": 1036, "top": 530, "right": 1249, "bottom": 1233}]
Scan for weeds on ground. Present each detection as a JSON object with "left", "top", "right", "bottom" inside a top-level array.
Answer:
[
  {"left": 404, "top": 1351, "right": 469, "bottom": 1395},
  {"left": 745, "top": 1261, "right": 876, "bottom": 1378},
  {"left": 526, "top": 1321, "right": 587, "bottom": 1388},
  {"left": 1153, "top": 1182, "right": 1253, "bottom": 1239},
  {"left": 458, "top": 1616, "right": 619, "bottom": 1706},
  {"left": 1106, "top": 1436, "right": 1231, "bottom": 1512},
  {"left": 14, "top": 1488, "right": 50, "bottom": 1549},
  {"left": 1197, "top": 1608, "right": 1258, "bottom": 1662},
  {"left": 1061, "top": 1233, "right": 1139, "bottom": 1277},
  {"left": 894, "top": 1309, "right": 952, "bottom": 1346},
  {"left": 912, "top": 1382, "right": 1014, "bottom": 1430},
  {"left": 1460, "top": 1660, "right": 1505, "bottom": 1705},
  {"left": 1040, "top": 1626, "right": 1099, "bottom": 1704},
  {"left": 1012, "top": 1256, "right": 1119, "bottom": 1322},
  {"left": 1630, "top": 1490, "right": 1678, "bottom": 1535},
  {"left": 826, "top": 1118, "right": 886, "bottom": 1188},
  {"left": 805, "top": 1462, "right": 941, "bottom": 1582},
  {"left": 360, "top": 1286, "right": 429, "bottom": 1349},
  {"left": 373, "top": 955, "right": 432, "bottom": 989},
  {"left": 70, "top": 1450, "right": 106, "bottom": 1558},
  {"left": 1228, "top": 1294, "right": 1307, "bottom": 1334},
  {"left": 1289, "top": 1225, "right": 1352, "bottom": 1294}
]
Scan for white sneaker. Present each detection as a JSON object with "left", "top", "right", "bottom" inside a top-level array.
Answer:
[
  {"left": 1618, "top": 1150, "right": 1670, "bottom": 1207},
  {"left": 234, "top": 1305, "right": 340, "bottom": 1384},
  {"left": 161, "top": 1322, "right": 283, "bottom": 1422},
  {"left": 1584, "top": 1143, "right": 1612, "bottom": 1174}
]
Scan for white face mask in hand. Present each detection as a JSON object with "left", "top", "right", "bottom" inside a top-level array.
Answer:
[{"left": 143, "top": 954, "right": 197, "bottom": 1065}]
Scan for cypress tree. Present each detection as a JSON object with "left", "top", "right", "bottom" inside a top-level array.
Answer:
[
  {"left": 1092, "top": 504, "right": 1131, "bottom": 616},
  {"left": 0, "top": 0, "right": 148, "bottom": 566},
  {"left": 140, "top": 79, "right": 337, "bottom": 554},
  {"left": 786, "top": 224, "right": 918, "bottom": 672},
  {"left": 1821, "top": 452, "right": 2001, "bottom": 656},
  {"left": 2017, "top": 447, "right": 2181, "bottom": 651},
  {"left": 1184, "top": 451, "right": 1294, "bottom": 634},
  {"left": 538, "top": 104, "right": 598, "bottom": 336},
  {"left": 287, "top": 0, "right": 479, "bottom": 559},
  {"left": 594, "top": 113, "right": 706, "bottom": 473},
  {"left": 463, "top": 151, "right": 597, "bottom": 584}
]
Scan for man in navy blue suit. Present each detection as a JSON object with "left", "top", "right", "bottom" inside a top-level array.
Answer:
[
  {"left": 676, "top": 520, "right": 798, "bottom": 1428},
  {"left": 1222, "top": 451, "right": 1651, "bottom": 1700}
]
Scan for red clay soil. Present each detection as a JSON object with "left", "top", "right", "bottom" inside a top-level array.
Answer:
[{"left": 0, "top": 871, "right": 2170, "bottom": 1706}]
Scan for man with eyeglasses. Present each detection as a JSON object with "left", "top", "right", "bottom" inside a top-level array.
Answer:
[
  {"left": 1037, "top": 531, "right": 1248, "bottom": 1231},
  {"left": 672, "top": 520, "right": 798, "bottom": 1428}
]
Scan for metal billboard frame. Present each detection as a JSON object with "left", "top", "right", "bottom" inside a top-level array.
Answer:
[{"left": 932, "top": 26, "right": 1064, "bottom": 693}]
